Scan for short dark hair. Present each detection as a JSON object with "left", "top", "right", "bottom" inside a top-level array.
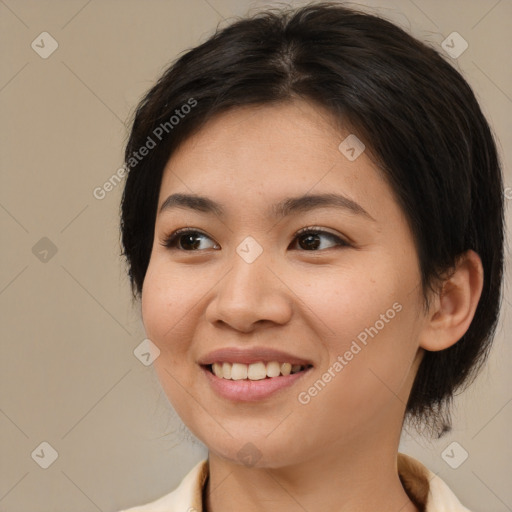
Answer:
[{"left": 120, "top": 1, "right": 504, "bottom": 435}]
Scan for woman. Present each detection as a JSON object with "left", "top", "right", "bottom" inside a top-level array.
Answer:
[{"left": 118, "top": 2, "right": 504, "bottom": 511}]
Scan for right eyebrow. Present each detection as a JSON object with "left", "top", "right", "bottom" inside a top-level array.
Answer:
[{"left": 158, "top": 192, "right": 376, "bottom": 222}]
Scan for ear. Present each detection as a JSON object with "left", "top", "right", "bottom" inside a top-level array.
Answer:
[{"left": 418, "top": 250, "right": 484, "bottom": 351}]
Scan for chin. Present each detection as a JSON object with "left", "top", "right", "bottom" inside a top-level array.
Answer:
[{"left": 198, "top": 431, "right": 306, "bottom": 469}]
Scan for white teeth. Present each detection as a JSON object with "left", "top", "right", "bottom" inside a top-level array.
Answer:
[
  {"left": 231, "top": 363, "right": 248, "bottom": 380},
  {"left": 222, "top": 362, "right": 232, "bottom": 379},
  {"left": 266, "top": 361, "right": 281, "bottom": 378},
  {"left": 280, "top": 362, "right": 292, "bottom": 376},
  {"left": 212, "top": 362, "right": 223, "bottom": 378},
  {"left": 247, "top": 362, "right": 267, "bottom": 380},
  {"left": 209, "top": 361, "right": 308, "bottom": 380}
]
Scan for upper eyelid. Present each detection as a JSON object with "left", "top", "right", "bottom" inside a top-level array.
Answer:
[
  {"left": 161, "top": 226, "right": 349, "bottom": 248},
  {"left": 165, "top": 226, "right": 343, "bottom": 239}
]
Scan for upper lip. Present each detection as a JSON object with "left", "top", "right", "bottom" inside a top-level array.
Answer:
[{"left": 197, "top": 347, "right": 314, "bottom": 366}]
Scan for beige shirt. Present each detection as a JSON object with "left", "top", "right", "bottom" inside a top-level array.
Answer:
[{"left": 119, "top": 453, "right": 471, "bottom": 512}]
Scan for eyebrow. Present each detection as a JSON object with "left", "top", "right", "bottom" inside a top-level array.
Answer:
[{"left": 158, "top": 192, "right": 376, "bottom": 222}]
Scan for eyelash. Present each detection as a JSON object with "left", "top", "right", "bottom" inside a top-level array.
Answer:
[{"left": 160, "top": 226, "right": 350, "bottom": 251}]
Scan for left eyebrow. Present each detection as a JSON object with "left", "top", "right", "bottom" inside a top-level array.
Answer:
[
  {"left": 158, "top": 192, "right": 376, "bottom": 222},
  {"left": 271, "top": 192, "right": 376, "bottom": 222}
]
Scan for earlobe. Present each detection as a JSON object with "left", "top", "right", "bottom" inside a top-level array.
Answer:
[{"left": 419, "top": 250, "right": 484, "bottom": 352}]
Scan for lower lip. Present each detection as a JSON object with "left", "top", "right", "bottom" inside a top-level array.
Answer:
[{"left": 201, "top": 365, "right": 312, "bottom": 402}]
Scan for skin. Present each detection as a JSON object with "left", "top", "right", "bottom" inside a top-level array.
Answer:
[{"left": 141, "top": 99, "right": 483, "bottom": 512}]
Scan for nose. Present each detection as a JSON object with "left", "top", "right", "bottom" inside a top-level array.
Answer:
[{"left": 204, "top": 246, "right": 293, "bottom": 333}]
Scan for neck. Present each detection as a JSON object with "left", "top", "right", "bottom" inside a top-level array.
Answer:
[{"left": 204, "top": 434, "right": 419, "bottom": 512}]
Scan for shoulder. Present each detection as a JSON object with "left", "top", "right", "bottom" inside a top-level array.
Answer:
[
  {"left": 116, "top": 459, "right": 208, "bottom": 512},
  {"left": 398, "top": 452, "right": 472, "bottom": 512}
]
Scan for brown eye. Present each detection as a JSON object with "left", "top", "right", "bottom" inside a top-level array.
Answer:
[
  {"left": 161, "top": 229, "right": 220, "bottom": 250},
  {"left": 161, "top": 227, "right": 349, "bottom": 252},
  {"left": 291, "top": 227, "right": 349, "bottom": 251}
]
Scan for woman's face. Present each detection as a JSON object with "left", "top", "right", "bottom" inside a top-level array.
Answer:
[{"left": 142, "top": 100, "right": 429, "bottom": 467}]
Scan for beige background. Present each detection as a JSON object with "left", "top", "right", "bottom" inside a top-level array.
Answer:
[{"left": 0, "top": 0, "right": 511, "bottom": 510}]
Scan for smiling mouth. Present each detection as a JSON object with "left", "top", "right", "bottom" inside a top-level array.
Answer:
[{"left": 205, "top": 361, "right": 313, "bottom": 381}]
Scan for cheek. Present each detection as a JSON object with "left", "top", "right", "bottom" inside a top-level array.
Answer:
[
  {"left": 295, "top": 263, "right": 421, "bottom": 415},
  {"left": 141, "top": 259, "right": 203, "bottom": 357},
  {"left": 140, "top": 261, "right": 204, "bottom": 414},
  {"left": 297, "top": 315, "right": 419, "bottom": 440},
  {"left": 293, "top": 261, "right": 401, "bottom": 346}
]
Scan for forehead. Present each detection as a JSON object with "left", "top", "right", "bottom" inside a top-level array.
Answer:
[{"left": 157, "top": 100, "right": 392, "bottom": 221}]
